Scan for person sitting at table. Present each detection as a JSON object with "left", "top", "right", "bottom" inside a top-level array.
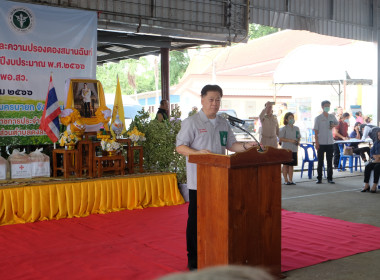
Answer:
[
  {"left": 333, "top": 112, "right": 350, "bottom": 168},
  {"left": 347, "top": 122, "right": 370, "bottom": 164},
  {"left": 361, "top": 123, "right": 380, "bottom": 143},
  {"left": 361, "top": 130, "right": 380, "bottom": 193}
]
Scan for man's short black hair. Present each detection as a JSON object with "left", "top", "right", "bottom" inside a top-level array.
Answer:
[
  {"left": 201, "top": 85, "right": 223, "bottom": 97},
  {"left": 321, "top": 100, "right": 331, "bottom": 107}
]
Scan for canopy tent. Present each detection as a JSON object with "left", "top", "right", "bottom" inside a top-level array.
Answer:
[
  {"left": 105, "top": 94, "right": 142, "bottom": 120},
  {"left": 273, "top": 42, "right": 374, "bottom": 107}
]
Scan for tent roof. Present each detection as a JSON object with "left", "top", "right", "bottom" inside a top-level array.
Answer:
[
  {"left": 273, "top": 42, "right": 375, "bottom": 85},
  {"left": 182, "top": 30, "right": 355, "bottom": 79}
]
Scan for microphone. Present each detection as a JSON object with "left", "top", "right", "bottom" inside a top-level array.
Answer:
[{"left": 220, "top": 113, "right": 245, "bottom": 125}]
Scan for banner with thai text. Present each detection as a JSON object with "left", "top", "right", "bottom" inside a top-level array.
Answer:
[{"left": 0, "top": 1, "right": 96, "bottom": 145}]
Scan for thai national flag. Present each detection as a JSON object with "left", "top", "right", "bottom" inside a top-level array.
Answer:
[{"left": 39, "top": 75, "right": 61, "bottom": 142}]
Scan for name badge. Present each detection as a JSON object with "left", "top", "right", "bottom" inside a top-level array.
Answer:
[{"left": 219, "top": 131, "right": 228, "bottom": 146}]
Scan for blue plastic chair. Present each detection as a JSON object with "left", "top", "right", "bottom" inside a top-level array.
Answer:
[
  {"left": 306, "top": 128, "right": 315, "bottom": 143},
  {"left": 300, "top": 143, "right": 326, "bottom": 179},
  {"left": 337, "top": 143, "right": 362, "bottom": 173}
]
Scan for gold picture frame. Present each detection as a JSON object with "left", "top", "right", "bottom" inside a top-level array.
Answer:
[{"left": 63, "top": 78, "right": 111, "bottom": 130}]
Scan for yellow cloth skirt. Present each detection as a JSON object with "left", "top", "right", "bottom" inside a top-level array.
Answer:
[{"left": 0, "top": 173, "right": 184, "bottom": 226}]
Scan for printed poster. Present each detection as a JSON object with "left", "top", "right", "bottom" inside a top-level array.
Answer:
[{"left": 0, "top": 1, "right": 97, "bottom": 145}]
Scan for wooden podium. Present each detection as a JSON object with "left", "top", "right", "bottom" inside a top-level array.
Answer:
[{"left": 188, "top": 146, "right": 292, "bottom": 276}]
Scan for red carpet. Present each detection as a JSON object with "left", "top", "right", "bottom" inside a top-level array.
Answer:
[{"left": 1, "top": 204, "right": 380, "bottom": 280}]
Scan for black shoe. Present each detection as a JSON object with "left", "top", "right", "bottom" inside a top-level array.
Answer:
[
  {"left": 328, "top": 180, "right": 335, "bottom": 184},
  {"left": 187, "top": 264, "right": 197, "bottom": 271},
  {"left": 187, "top": 261, "right": 197, "bottom": 271},
  {"left": 290, "top": 182, "right": 296, "bottom": 185},
  {"left": 316, "top": 180, "right": 322, "bottom": 184},
  {"left": 361, "top": 187, "right": 370, "bottom": 192},
  {"left": 370, "top": 188, "right": 377, "bottom": 193}
]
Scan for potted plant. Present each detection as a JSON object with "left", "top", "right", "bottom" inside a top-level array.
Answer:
[{"left": 126, "top": 107, "right": 187, "bottom": 190}]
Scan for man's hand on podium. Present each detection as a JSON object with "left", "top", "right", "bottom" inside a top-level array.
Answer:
[
  {"left": 197, "top": 149, "right": 211, "bottom": 154},
  {"left": 245, "top": 142, "right": 259, "bottom": 149}
]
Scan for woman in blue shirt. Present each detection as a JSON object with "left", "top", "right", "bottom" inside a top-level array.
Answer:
[
  {"left": 349, "top": 122, "right": 370, "bottom": 163},
  {"left": 361, "top": 130, "right": 380, "bottom": 193}
]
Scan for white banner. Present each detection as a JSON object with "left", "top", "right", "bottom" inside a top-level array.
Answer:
[{"left": 0, "top": 0, "right": 97, "bottom": 145}]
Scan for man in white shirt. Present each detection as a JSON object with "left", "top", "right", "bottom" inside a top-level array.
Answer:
[
  {"left": 314, "top": 100, "right": 338, "bottom": 184},
  {"left": 176, "top": 84, "right": 258, "bottom": 270}
]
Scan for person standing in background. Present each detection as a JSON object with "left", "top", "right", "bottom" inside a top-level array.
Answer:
[
  {"left": 259, "top": 101, "right": 279, "bottom": 148},
  {"left": 156, "top": 99, "right": 169, "bottom": 122},
  {"left": 279, "top": 112, "right": 300, "bottom": 185},
  {"left": 335, "top": 106, "right": 343, "bottom": 120},
  {"left": 314, "top": 100, "right": 339, "bottom": 184},
  {"left": 355, "top": 111, "right": 364, "bottom": 124},
  {"left": 333, "top": 112, "right": 350, "bottom": 168}
]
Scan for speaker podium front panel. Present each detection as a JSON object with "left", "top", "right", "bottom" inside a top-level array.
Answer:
[{"left": 189, "top": 146, "right": 291, "bottom": 276}]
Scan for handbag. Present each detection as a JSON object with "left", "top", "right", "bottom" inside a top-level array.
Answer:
[{"left": 343, "top": 146, "right": 353, "bottom": 155}]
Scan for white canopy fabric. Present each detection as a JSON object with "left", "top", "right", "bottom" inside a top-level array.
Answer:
[
  {"left": 104, "top": 93, "right": 140, "bottom": 106},
  {"left": 273, "top": 42, "right": 376, "bottom": 84}
]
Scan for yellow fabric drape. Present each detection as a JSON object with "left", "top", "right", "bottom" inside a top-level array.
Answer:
[
  {"left": 0, "top": 173, "right": 184, "bottom": 226},
  {"left": 63, "top": 79, "right": 111, "bottom": 127},
  {"left": 110, "top": 76, "right": 127, "bottom": 137}
]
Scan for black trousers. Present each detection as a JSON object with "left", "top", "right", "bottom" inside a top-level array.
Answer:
[
  {"left": 84, "top": 102, "right": 91, "bottom": 117},
  {"left": 353, "top": 146, "right": 370, "bottom": 161},
  {"left": 333, "top": 143, "right": 341, "bottom": 168},
  {"left": 317, "top": 144, "right": 334, "bottom": 181},
  {"left": 187, "top": 189, "right": 197, "bottom": 268},
  {"left": 364, "top": 162, "right": 380, "bottom": 184}
]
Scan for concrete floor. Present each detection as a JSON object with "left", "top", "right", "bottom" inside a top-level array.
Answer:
[{"left": 281, "top": 169, "right": 380, "bottom": 280}]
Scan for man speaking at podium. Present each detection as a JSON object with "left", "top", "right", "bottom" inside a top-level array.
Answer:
[{"left": 176, "top": 84, "right": 258, "bottom": 270}]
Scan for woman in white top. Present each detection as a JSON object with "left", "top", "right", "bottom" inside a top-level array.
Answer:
[{"left": 279, "top": 112, "right": 300, "bottom": 185}]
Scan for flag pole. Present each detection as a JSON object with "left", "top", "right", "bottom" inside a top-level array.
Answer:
[{"left": 52, "top": 72, "right": 56, "bottom": 150}]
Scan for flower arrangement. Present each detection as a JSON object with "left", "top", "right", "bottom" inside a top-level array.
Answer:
[
  {"left": 127, "top": 126, "right": 146, "bottom": 144},
  {"left": 101, "top": 138, "right": 122, "bottom": 152},
  {"left": 97, "top": 126, "right": 111, "bottom": 140},
  {"left": 59, "top": 131, "right": 79, "bottom": 146}
]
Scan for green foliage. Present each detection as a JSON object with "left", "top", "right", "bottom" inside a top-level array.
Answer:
[
  {"left": 96, "top": 50, "right": 189, "bottom": 95},
  {"left": 125, "top": 107, "right": 187, "bottom": 184},
  {"left": 169, "top": 51, "right": 190, "bottom": 86},
  {"left": 248, "top": 24, "right": 279, "bottom": 40}
]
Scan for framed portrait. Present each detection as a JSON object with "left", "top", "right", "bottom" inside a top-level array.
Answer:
[
  {"left": 71, "top": 80, "right": 99, "bottom": 119},
  {"left": 63, "top": 78, "right": 111, "bottom": 132}
]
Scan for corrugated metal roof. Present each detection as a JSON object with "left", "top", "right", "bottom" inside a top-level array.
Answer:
[
  {"left": 9, "top": 0, "right": 378, "bottom": 63},
  {"left": 250, "top": 0, "right": 375, "bottom": 42}
]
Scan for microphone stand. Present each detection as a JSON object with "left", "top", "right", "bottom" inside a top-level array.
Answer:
[{"left": 229, "top": 120, "right": 264, "bottom": 152}]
